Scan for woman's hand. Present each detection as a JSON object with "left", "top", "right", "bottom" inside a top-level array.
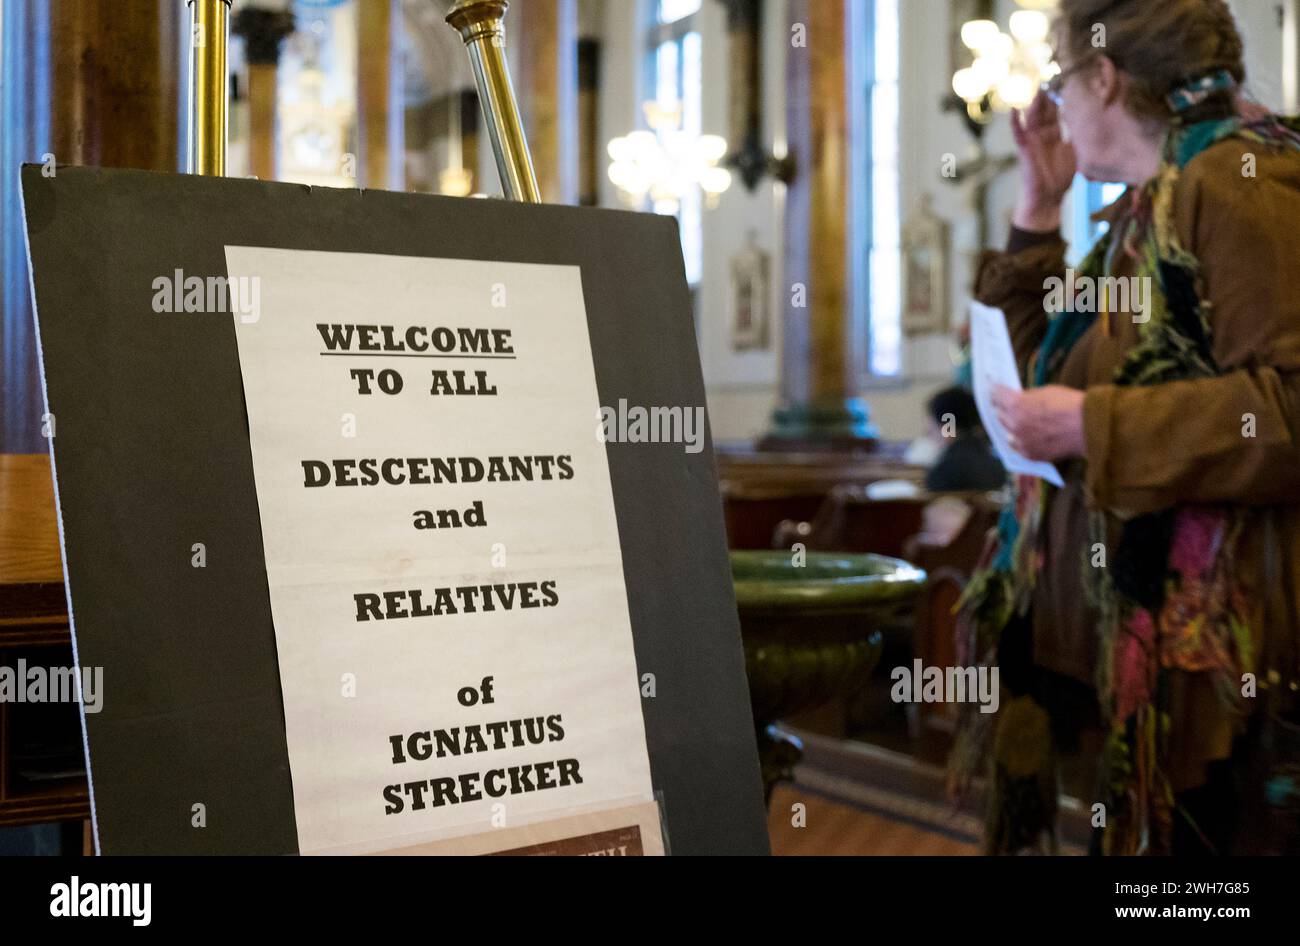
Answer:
[
  {"left": 1011, "top": 90, "right": 1077, "bottom": 232},
  {"left": 992, "top": 385, "right": 1086, "bottom": 462}
]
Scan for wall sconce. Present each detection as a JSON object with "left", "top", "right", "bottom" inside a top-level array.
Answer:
[
  {"left": 608, "top": 102, "right": 732, "bottom": 214},
  {"left": 949, "top": 8, "right": 1055, "bottom": 131}
]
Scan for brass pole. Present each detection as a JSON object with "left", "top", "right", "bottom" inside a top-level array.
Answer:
[
  {"left": 188, "top": 0, "right": 231, "bottom": 176},
  {"left": 446, "top": 0, "right": 541, "bottom": 203}
]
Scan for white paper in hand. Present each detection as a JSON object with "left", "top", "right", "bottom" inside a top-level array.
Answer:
[{"left": 969, "top": 301, "right": 1065, "bottom": 488}]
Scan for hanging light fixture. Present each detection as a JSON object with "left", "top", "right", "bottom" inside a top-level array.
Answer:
[
  {"left": 607, "top": 101, "right": 731, "bottom": 214},
  {"left": 950, "top": 6, "right": 1056, "bottom": 125}
]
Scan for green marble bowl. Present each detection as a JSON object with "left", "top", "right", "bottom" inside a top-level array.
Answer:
[{"left": 731, "top": 550, "right": 926, "bottom": 724}]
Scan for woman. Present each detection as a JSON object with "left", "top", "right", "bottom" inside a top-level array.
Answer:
[{"left": 952, "top": 0, "right": 1300, "bottom": 855}]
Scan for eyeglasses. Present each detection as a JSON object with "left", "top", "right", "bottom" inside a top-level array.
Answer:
[{"left": 1042, "top": 61, "right": 1091, "bottom": 106}]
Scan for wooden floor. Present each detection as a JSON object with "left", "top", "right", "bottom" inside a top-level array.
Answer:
[{"left": 767, "top": 783, "right": 980, "bottom": 856}]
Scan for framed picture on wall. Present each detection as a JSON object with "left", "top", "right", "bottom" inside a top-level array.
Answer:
[
  {"left": 730, "top": 234, "right": 770, "bottom": 351},
  {"left": 901, "top": 193, "right": 951, "bottom": 337}
]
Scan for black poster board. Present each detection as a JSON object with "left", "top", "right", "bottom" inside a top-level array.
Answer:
[{"left": 21, "top": 165, "right": 768, "bottom": 855}]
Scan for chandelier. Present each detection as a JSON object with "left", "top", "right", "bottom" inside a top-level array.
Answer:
[
  {"left": 951, "top": 7, "right": 1056, "bottom": 124},
  {"left": 607, "top": 102, "right": 732, "bottom": 214}
]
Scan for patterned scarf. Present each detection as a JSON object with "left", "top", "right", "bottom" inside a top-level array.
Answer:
[{"left": 953, "top": 81, "right": 1300, "bottom": 855}]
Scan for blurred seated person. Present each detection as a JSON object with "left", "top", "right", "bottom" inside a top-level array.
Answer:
[{"left": 921, "top": 386, "right": 1006, "bottom": 493}]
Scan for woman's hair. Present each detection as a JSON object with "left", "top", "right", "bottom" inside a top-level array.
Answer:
[{"left": 1052, "top": 0, "right": 1246, "bottom": 121}]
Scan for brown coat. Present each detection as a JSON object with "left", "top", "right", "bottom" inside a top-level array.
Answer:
[{"left": 974, "top": 137, "right": 1300, "bottom": 790}]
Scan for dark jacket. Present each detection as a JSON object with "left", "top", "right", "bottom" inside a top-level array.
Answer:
[{"left": 925, "top": 434, "right": 1006, "bottom": 493}]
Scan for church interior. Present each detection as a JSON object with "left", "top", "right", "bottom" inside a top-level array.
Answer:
[{"left": 2, "top": 0, "right": 1300, "bottom": 861}]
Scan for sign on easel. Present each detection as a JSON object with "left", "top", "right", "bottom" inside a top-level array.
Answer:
[
  {"left": 228, "top": 246, "right": 658, "bottom": 855},
  {"left": 22, "top": 165, "right": 767, "bottom": 855}
]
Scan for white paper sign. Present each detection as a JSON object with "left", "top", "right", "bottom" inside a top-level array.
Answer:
[
  {"left": 968, "top": 300, "right": 1065, "bottom": 488},
  {"left": 226, "top": 246, "right": 657, "bottom": 855}
]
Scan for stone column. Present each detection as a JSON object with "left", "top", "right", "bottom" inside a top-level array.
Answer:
[
  {"left": 514, "top": 0, "right": 579, "bottom": 204},
  {"left": 233, "top": 6, "right": 295, "bottom": 182},
  {"left": 356, "top": 0, "right": 404, "bottom": 189},
  {"left": 765, "top": 0, "right": 875, "bottom": 448},
  {"left": 2, "top": 0, "right": 182, "bottom": 452}
]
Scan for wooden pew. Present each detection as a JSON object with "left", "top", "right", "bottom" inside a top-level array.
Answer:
[
  {"left": 716, "top": 445, "right": 927, "bottom": 550},
  {"left": 0, "top": 455, "right": 90, "bottom": 836},
  {"left": 772, "top": 485, "right": 929, "bottom": 559},
  {"left": 904, "top": 495, "right": 1003, "bottom": 731}
]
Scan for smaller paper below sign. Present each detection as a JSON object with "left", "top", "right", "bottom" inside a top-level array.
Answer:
[{"left": 969, "top": 301, "right": 1065, "bottom": 488}]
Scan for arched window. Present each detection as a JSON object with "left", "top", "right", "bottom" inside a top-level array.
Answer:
[
  {"left": 863, "top": 0, "right": 901, "bottom": 377},
  {"left": 643, "top": 0, "right": 705, "bottom": 284},
  {"left": 639, "top": 0, "right": 902, "bottom": 361}
]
